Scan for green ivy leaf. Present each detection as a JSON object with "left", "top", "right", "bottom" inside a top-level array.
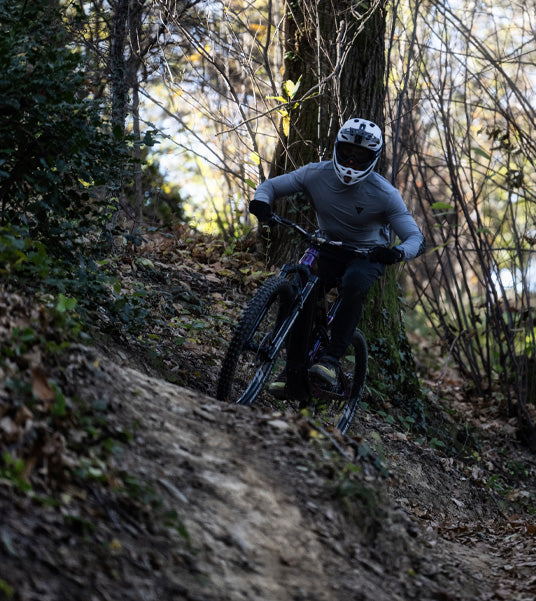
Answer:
[
  {"left": 431, "top": 202, "right": 455, "bottom": 211},
  {"left": 56, "top": 293, "right": 77, "bottom": 313}
]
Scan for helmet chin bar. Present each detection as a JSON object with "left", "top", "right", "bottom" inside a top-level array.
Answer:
[{"left": 334, "top": 159, "right": 378, "bottom": 185}]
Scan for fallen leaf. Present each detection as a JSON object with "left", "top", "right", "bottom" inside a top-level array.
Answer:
[
  {"left": 0, "top": 416, "right": 19, "bottom": 443},
  {"left": 14, "top": 405, "right": 33, "bottom": 426},
  {"left": 31, "top": 365, "right": 55, "bottom": 402}
]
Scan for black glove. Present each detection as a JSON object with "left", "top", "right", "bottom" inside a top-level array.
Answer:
[
  {"left": 369, "top": 245, "right": 404, "bottom": 265},
  {"left": 249, "top": 199, "right": 272, "bottom": 222}
]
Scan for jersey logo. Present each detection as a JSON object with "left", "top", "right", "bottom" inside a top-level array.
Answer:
[{"left": 355, "top": 206, "right": 364, "bottom": 215}]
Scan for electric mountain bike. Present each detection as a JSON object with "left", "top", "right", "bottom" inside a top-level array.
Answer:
[{"left": 216, "top": 214, "right": 368, "bottom": 434}]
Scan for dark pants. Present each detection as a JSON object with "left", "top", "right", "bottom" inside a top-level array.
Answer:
[{"left": 286, "top": 247, "right": 384, "bottom": 372}]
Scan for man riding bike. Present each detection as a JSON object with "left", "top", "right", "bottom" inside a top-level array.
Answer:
[{"left": 249, "top": 117, "right": 425, "bottom": 402}]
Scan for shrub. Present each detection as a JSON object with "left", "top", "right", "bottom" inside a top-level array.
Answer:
[{"left": 0, "top": 0, "right": 129, "bottom": 259}]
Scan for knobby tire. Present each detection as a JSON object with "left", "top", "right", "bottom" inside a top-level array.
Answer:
[
  {"left": 336, "top": 328, "right": 368, "bottom": 434},
  {"left": 309, "top": 327, "right": 367, "bottom": 434},
  {"left": 216, "top": 276, "right": 294, "bottom": 406}
]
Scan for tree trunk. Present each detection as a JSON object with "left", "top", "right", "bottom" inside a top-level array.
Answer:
[
  {"left": 128, "top": 0, "right": 144, "bottom": 226},
  {"left": 111, "top": 0, "right": 129, "bottom": 135},
  {"left": 268, "top": 0, "right": 388, "bottom": 263},
  {"left": 106, "top": 0, "right": 130, "bottom": 238},
  {"left": 266, "top": 0, "right": 423, "bottom": 418}
]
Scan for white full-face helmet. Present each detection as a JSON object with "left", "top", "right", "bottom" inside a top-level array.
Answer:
[{"left": 333, "top": 117, "right": 383, "bottom": 185}]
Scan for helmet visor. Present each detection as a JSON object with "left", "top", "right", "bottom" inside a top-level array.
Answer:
[{"left": 336, "top": 142, "right": 376, "bottom": 168}]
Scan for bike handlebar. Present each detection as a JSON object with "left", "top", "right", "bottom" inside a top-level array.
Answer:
[{"left": 269, "top": 214, "right": 372, "bottom": 257}]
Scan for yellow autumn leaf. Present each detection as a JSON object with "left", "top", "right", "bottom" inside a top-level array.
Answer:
[
  {"left": 282, "top": 114, "right": 290, "bottom": 137},
  {"left": 283, "top": 77, "right": 301, "bottom": 99},
  {"left": 283, "top": 79, "right": 296, "bottom": 98},
  {"left": 249, "top": 23, "right": 267, "bottom": 34}
]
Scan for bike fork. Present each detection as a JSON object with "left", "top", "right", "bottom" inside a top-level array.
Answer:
[{"left": 265, "top": 277, "right": 318, "bottom": 361}]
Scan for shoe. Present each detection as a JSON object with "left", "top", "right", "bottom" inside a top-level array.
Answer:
[
  {"left": 268, "top": 368, "right": 309, "bottom": 402},
  {"left": 309, "top": 356, "right": 340, "bottom": 388},
  {"left": 268, "top": 368, "right": 290, "bottom": 399},
  {"left": 268, "top": 373, "right": 287, "bottom": 399}
]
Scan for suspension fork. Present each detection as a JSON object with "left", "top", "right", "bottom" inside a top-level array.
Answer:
[{"left": 258, "top": 247, "right": 323, "bottom": 365}]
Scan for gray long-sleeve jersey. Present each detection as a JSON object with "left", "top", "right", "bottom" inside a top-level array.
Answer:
[{"left": 254, "top": 161, "right": 425, "bottom": 259}]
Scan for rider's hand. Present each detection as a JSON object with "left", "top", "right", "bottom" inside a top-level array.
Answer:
[
  {"left": 369, "top": 245, "right": 404, "bottom": 265},
  {"left": 249, "top": 199, "right": 272, "bottom": 223}
]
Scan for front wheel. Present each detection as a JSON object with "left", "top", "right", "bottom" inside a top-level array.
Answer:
[{"left": 216, "top": 276, "right": 294, "bottom": 405}]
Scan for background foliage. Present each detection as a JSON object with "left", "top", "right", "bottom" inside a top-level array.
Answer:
[{"left": 0, "top": 0, "right": 130, "bottom": 258}]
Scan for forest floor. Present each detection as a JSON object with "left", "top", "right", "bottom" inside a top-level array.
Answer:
[{"left": 1, "top": 225, "right": 536, "bottom": 601}]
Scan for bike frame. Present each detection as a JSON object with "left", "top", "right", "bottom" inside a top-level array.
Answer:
[
  {"left": 283, "top": 246, "right": 343, "bottom": 364},
  {"left": 256, "top": 243, "right": 341, "bottom": 370}
]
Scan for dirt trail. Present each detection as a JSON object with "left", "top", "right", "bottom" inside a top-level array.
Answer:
[{"left": 4, "top": 345, "right": 531, "bottom": 601}]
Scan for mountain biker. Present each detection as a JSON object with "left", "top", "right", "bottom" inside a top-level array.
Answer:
[{"left": 249, "top": 117, "right": 425, "bottom": 401}]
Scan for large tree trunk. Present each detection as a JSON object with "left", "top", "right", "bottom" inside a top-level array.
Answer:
[
  {"left": 268, "top": 0, "right": 387, "bottom": 260},
  {"left": 110, "top": 0, "right": 130, "bottom": 133},
  {"left": 266, "top": 0, "right": 423, "bottom": 415}
]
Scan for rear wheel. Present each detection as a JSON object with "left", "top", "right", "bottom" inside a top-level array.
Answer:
[
  {"left": 216, "top": 277, "right": 294, "bottom": 405},
  {"left": 338, "top": 328, "right": 368, "bottom": 433},
  {"left": 310, "top": 328, "right": 368, "bottom": 434}
]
